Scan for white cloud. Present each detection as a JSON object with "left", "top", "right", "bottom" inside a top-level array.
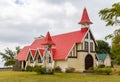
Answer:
[{"left": 0, "top": 0, "right": 118, "bottom": 67}]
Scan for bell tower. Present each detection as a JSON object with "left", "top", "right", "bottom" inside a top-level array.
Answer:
[{"left": 78, "top": 8, "right": 93, "bottom": 28}]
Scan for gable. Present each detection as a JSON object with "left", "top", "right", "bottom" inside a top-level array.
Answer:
[
  {"left": 97, "top": 54, "right": 108, "bottom": 61},
  {"left": 83, "top": 29, "right": 97, "bottom": 46}
]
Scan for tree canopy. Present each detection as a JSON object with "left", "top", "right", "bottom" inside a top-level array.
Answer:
[
  {"left": 96, "top": 40, "right": 110, "bottom": 54},
  {"left": 0, "top": 46, "right": 21, "bottom": 67},
  {"left": 99, "top": 2, "right": 120, "bottom": 64},
  {"left": 99, "top": 2, "right": 120, "bottom": 26}
]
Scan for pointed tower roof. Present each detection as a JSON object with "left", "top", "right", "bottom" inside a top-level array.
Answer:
[
  {"left": 78, "top": 8, "right": 93, "bottom": 24},
  {"left": 42, "top": 32, "right": 55, "bottom": 45}
]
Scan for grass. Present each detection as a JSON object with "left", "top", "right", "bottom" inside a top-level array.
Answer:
[{"left": 0, "top": 71, "right": 120, "bottom": 82}]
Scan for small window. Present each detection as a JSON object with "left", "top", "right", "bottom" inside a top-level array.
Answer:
[
  {"left": 85, "top": 34, "right": 88, "bottom": 39},
  {"left": 81, "top": 43, "right": 83, "bottom": 50},
  {"left": 38, "top": 55, "right": 42, "bottom": 63},
  {"left": 30, "top": 56, "right": 34, "bottom": 63},
  {"left": 85, "top": 42, "right": 88, "bottom": 51},
  {"left": 49, "top": 56, "right": 52, "bottom": 63},
  {"left": 90, "top": 42, "right": 93, "bottom": 51}
]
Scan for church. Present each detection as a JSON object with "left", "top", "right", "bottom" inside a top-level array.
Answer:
[{"left": 15, "top": 8, "right": 98, "bottom": 72}]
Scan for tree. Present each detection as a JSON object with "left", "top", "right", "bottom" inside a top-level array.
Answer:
[
  {"left": 0, "top": 46, "right": 21, "bottom": 67},
  {"left": 105, "top": 29, "right": 120, "bottom": 64},
  {"left": 99, "top": 2, "right": 120, "bottom": 64},
  {"left": 96, "top": 40, "right": 110, "bottom": 54},
  {"left": 99, "top": 2, "right": 120, "bottom": 26}
]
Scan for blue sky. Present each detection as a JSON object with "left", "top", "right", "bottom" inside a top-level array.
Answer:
[{"left": 0, "top": 0, "right": 119, "bottom": 67}]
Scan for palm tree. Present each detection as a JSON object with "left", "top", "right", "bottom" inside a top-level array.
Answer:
[
  {"left": 99, "top": 2, "right": 120, "bottom": 26},
  {"left": 0, "top": 46, "right": 21, "bottom": 67}
]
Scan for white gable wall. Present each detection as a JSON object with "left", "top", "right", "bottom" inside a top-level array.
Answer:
[{"left": 104, "top": 55, "right": 111, "bottom": 66}]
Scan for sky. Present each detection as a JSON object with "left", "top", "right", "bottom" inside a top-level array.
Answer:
[{"left": 0, "top": 0, "right": 119, "bottom": 67}]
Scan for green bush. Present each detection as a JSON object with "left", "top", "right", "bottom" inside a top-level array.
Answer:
[
  {"left": 86, "top": 67, "right": 95, "bottom": 73},
  {"left": 117, "top": 70, "right": 120, "bottom": 75},
  {"left": 98, "top": 64, "right": 105, "bottom": 68},
  {"left": 26, "top": 65, "right": 33, "bottom": 72},
  {"left": 33, "top": 65, "right": 46, "bottom": 74},
  {"left": 95, "top": 67, "right": 112, "bottom": 75},
  {"left": 33, "top": 65, "right": 42, "bottom": 72},
  {"left": 65, "top": 67, "right": 75, "bottom": 73},
  {"left": 40, "top": 67, "right": 46, "bottom": 74},
  {"left": 54, "top": 66, "right": 62, "bottom": 73}
]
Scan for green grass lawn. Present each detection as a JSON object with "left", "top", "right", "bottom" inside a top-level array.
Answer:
[{"left": 0, "top": 71, "right": 120, "bottom": 82}]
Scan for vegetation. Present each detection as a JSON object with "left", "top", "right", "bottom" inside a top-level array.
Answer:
[
  {"left": 54, "top": 66, "right": 62, "bottom": 73},
  {"left": 96, "top": 40, "right": 110, "bottom": 54},
  {"left": 0, "top": 71, "right": 120, "bottom": 82},
  {"left": 95, "top": 67, "right": 112, "bottom": 75},
  {"left": 65, "top": 67, "right": 75, "bottom": 73},
  {"left": 0, "top": 46, "right": 21, "bottom": 67},
  {"left": 99, "top": 2, "right": 120, "bottom": 64},
  {"left": 97, "top": 64, "right": 105, "bottom": 68},
  {"left": 26, "top": 65, "right": 34, "bottom": 72},
  {"left": 99, "top": 2, "right": 120, "bottom": 26}
]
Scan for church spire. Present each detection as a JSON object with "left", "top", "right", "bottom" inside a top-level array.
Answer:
[
  {"left": 42, "top": 32, "right": 55, "bottom": 46},
  {"left": 78, "top": 8, "right": 93, "bottom": 28}
]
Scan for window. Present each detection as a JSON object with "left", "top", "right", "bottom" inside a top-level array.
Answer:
[
  {"left": 38, "top": 55, "right": 42, "bottom": 63},
  {"left": 85, "top": 34, "right": 88, "bottom": 39},
  {"left": 30, "top": 56, "right": 34, "bottom": 63},
  {"left": 81, "top": 43, "right": 83, "bottom": 50},
  {"left": 85, "top": 42, "right": 88, "bottom": 51},
  {"left": 68, "top": 46, "right": 77, "bottom": 58},
  {"left": 90, "top": 42, "right": 93, "bottom": 51},
  {"left": 49, "top": 56, "right": 52, "bottom": 63}
]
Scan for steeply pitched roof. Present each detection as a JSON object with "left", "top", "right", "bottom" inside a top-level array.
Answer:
[
  {"left": 15, "top": 46, "right": 30, "bottom": 61},
  {"left": 78, "top": 8, "right": 93, "bottom": 24},
  {"left": 42, "top": 32, "right": 55, "bottom": 45},
  {"left": 97, "top": 54, "right": 108, "bottom": 61},
  {"left": 30, "top": 49, "right": 36, "bottom": 58},
  {"left": 15, "top": 27, "right": 89, "bottom": 60}
]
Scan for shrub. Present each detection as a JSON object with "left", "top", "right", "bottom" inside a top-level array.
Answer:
[
  {"left": 98, "top": 64, "right": 105, "bottom": 68},
  {"left": 33, "top": 65, "right": 46, "bottom": 74},
  {"left": 65, "top": 67, "right": 75, "bottom": 73},
  {"left": 86, "top": 67, "right": 95, "bottom": 73},
  {"left": 40, "top": 67, "right": 46, "bottom": 74},
  {"left": 54, "top": 66, "right": 62, "bottom": 73},
  {"left": 95, "top": 67, "right": 112, "bottom": 75},
  {"left": 26, "top": 65, "right": 33, "bottom": 72},
  {"left": 21, "top": 68, "right": 25, "bottom": 71},
  {"left": 116, "top": 69, "right": 120, "bottom": 75},
  {"left": 118, "top": 71, "right": 120, "bottom": 75},
  {"left": 33, "top": 65, "right": 42, "bottom": 72}
]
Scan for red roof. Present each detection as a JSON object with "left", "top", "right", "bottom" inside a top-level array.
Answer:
[
  {"left": 15, "top": 28, "right": 89, "bottom": 61},
  {"left": 30, "top": 49, "right": 36, "bottom": 58},
  {"left": 15, "top": 46, "right": 29, "bottom": 61},
  {"left": 78, "top": 8, "right": 93, "bottom": 24},
  {"left": 38, "top": 49, "right": 44, "bottom": 57},
  {"left": 42, "top": 32, "right": 55, "bottom": 45}
]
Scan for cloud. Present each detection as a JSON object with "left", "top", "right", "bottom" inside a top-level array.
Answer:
[{"left": 0, "top": 0, "right": 118, "bottom": 67}]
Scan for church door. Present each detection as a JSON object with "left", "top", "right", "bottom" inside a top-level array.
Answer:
[{"left": 85, "top": 54, "right": 93, "bottom": 70}]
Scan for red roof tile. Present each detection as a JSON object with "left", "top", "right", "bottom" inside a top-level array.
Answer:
[
  {"left": 42, "top": 32, "right": 55, "bottom": 45},
  {"left": 30, "top": 49, "right": 36, "bottom": 58},
  {"left": 78, "top": 8, "right": 93, "bottom": 24},
  {"left": 16, "top": 28, "right": 89, "bottom": 60},
  {"left": 38, "top": 49, "right": 44, "bottom": 57},
  {"left": 15, "top": 46, "right": 29, "bottom": 61}
]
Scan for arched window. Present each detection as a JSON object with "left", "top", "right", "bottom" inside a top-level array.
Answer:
[
  {"left": 85, "top": 41, "right": 88, "bottom": 51},
  {"left": 30, "top": 56, "right": 34, "bottom": 63},
  {"left": 49, "top": 56, "right": 52, "bottom": 63},
  {"left": 38, "top": 55, "right": 42, "bottom": 63}
]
